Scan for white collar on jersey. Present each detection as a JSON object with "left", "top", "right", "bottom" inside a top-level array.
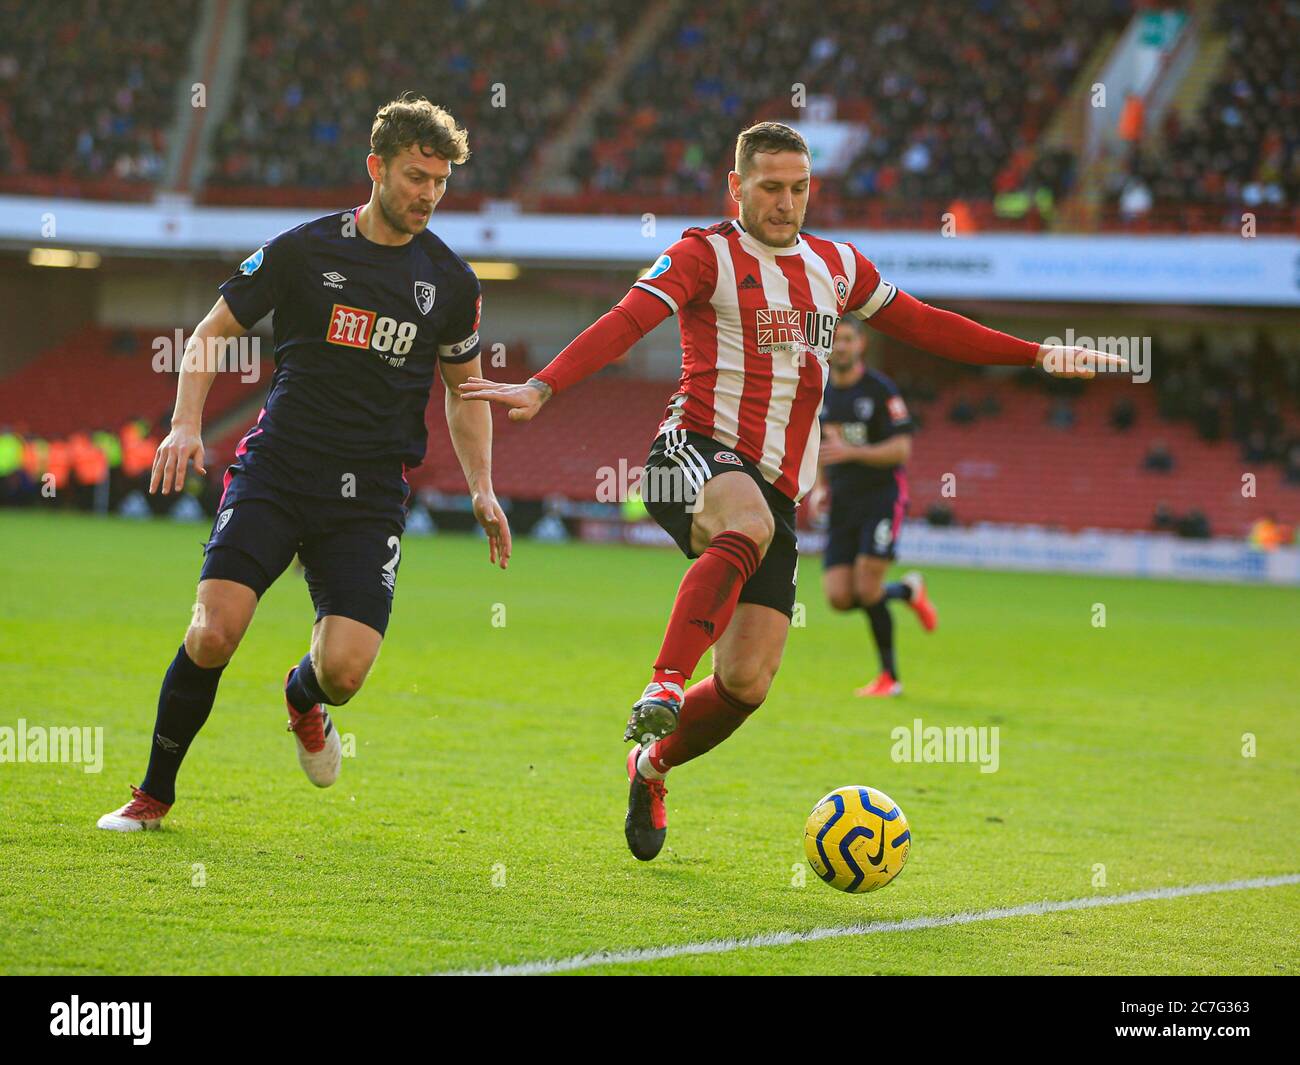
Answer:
[{"left": 732, "top": 219, "right": 805, "bottom": 256}]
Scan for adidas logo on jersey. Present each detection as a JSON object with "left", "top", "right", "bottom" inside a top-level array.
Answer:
[{"left": 739, "top": 274, "right": 762, "bottom": 290}]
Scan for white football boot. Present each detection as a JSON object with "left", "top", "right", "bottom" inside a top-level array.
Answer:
[
  {"left": 97, "top": 785, "right": 171, "bottom": 831},
  {"left": 285, "top": 670, "right": 342, "bottom": 787}
]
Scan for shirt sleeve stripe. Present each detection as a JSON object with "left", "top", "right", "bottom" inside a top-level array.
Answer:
[
  {"left": 851, "top": 280, "right": 897, "bottom": 320},
  {"left": 632, "top": 281, "right": 678, "bottom": 315},
  {"left": 438, "top": 331, "right": 480, "bottom": 362}
]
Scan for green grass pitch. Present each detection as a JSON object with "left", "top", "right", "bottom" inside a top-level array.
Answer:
[{"left": 1, "top": 511, "right": 1296, "bottom": 975}]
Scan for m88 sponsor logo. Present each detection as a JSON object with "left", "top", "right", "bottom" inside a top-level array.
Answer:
[{"left": 328, "top": 303, "right": 418, "bottom": 367}]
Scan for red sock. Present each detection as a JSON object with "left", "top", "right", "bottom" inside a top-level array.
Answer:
[
  {"left": 648, "top": 674, "right": 760, "bottom": 770},
  {"left": 652, "top": 531, "right": 761, "bottom": 683}
]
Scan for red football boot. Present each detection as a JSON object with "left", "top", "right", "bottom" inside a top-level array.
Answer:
[
  {"left": 97, "top": 785, "right": 171, "bottom": 831},
  {"left": 624, "top": 744, "right": 668, "bottom": 861},
  {"left": 855, "top": 672, "right": 903, "bottom": 698},
  {"left": 903, "top": 571, "right": 938, "bottom": 632},
  {"left": 285, "top": 668, "right": 342, "bottom": 788}
]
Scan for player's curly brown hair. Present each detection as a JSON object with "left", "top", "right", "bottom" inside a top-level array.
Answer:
[
  {"left": 735, "top": 121, "right": 810, "bottom": 175},
  {"left": 370, "top": 93, "right": 470, "bottom": 165}
]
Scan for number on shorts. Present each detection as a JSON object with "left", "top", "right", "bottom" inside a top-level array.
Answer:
[
  {"left": 381, "top": 535, "right": 401, "bottom": 591},
  {"left": 873, "top": 519, "right": 893, "bottom": 551}
]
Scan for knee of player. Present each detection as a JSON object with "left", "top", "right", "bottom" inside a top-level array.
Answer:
[
  {"left": 317, "top": 661, "right": 366, "bottom": 704},
  {"left": 729, "top": 510, "right": 774, "bottom": 555},
  {"left": 827, "top": 590, "right": 857, "bottom": 612},
  {"left": 186, "top": 621, "right": 240, "bottom": 667},
  {"left": 718, "top": 663, "right": 776, "bottom": 708},
  {"left": 855, "top": 576, "right": 885, "bottom": 606}
]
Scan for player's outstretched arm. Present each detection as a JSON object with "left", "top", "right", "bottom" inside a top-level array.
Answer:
[
  {"left": 151, "top": 296, "right": 246, "bottom": 495},
  {"left": 458, "top": 287, "right": 669, "bottom": 417},
  {"left": 440, "top": 354, "right": 512, "bottom": 569},
  {"left": 867, "top": 290, "right": 1129, "bottom": 378},
  {"left": 456, "top": 375, "right": 552, "bottom": 422},
  {"left": 820, "top": 432, "right": 912, "bottom": 468}
]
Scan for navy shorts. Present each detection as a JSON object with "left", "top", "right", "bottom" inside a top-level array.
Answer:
[
  {"left": 643, "top": 429, "right": 798, "bottom": 618},
  {"left": 824, "top": 487, "right": 907, "bottom": 567},
  {"left": 200, "top": 468, "right": 407, "bottom": 635}
]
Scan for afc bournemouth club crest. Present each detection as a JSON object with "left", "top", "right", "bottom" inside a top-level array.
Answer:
[{"left": 414, "top": 281, "right": 436, "bottom": 316}]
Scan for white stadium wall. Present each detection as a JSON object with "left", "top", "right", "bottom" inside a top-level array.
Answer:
[{"left": 4, "top": 197, "right": 1299, "bottom": 307}]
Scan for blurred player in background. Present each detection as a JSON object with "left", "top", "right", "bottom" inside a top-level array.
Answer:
[
  {"left": 808, "top": 318, "right": 936, "bottom": 698},
  {"left": 460, "top": 121, "right": 1122, "bottom": 862},
  {"left": 98, "top": 95, "right": 510, "bottom": 831}
]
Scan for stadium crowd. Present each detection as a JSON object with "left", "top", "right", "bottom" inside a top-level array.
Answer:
[
  {"left": 208, "top": 0, "right": 637, "bottom": 198},
  {"left": 0, "top": 418, "right": 174, "bottom": 511},
  {"left": 0, "top": 0, "right": 197, "bottom": 191},
  {"left": 567, "top": 0, "right": 1130, "bottom": 225},
  {"left": 4, "top": 0, "right": 1293, "bottom": 236},
  {"left": 1108, "top": 0, "right": 1300, "bottom": 227},
  {"left": 1152, "top": 331, "right": 1300, "bottom": 479}
]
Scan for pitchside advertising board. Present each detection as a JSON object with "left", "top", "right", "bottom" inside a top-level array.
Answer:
[
  {"left": 4, "top": 197, "right": 1298, "bottom": 307},
  {"left": 578, "top": 519, "right": 1300, "bottom": 586}
]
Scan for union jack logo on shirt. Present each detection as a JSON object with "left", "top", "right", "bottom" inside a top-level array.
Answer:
[{"left": 755, "top": 308, "right": 808, "bottom": 355}]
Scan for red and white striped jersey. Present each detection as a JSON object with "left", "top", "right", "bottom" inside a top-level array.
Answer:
[{"left": 634, "top": 219, "right": 897, "bottom": 502}]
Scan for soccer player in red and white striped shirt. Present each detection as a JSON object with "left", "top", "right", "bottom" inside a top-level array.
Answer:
[{"left": 461, "top": 122, "right": 1123, "bottom": 861}]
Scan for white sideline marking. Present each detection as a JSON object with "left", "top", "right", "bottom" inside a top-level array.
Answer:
[{"left": 448, "top": 874, "right": 1300, "bottom": 976}]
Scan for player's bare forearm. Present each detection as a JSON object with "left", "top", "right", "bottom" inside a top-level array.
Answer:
[
  {"left": 152, "top": 296, "right": 246, "bottom": 494},
  {"left": 440, "top": 355, "right": 495, "bottom": 496},
  {"left": 525, "top": 377, "right": 552, "bottom": 405},
  {"left": 445, "top": 381, "right": 493, "bottom": 496},
  {"left": 852, "top": 436, "right": 911, "bottom": 467},
  {"left": 819, "top": 430, "right": 910, "bottom": 469},
  {"left": 441, "top": 355, "right": 513, "bottom": 568},
  {"left": 172, "top": 296, "right": 246, "bottom": 430}
]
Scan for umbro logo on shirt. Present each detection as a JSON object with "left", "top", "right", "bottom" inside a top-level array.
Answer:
[
  {"left": 322, "top": 271, "right": 346, "bottom": 289},
  {"left": 739, "top": 274, "right": 762, "bottom": 290}
]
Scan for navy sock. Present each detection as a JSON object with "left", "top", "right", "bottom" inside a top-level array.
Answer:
[
  {"left": 285, "top": 652, "right": 331, "bottom": 712},
  {"left": 885, "top": 581, "right": 912, "bottom": 602},
  {"left": 864, "top": 600, "right": 897, "bottom": 679},
  {"left": 141, "top": 645, "right": 225, "bottom": 805}
]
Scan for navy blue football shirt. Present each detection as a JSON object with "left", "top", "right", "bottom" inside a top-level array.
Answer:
[
  {"left": 219, "top": 209, "right": 481, "bottom": 493},
  {"left": 820, "top": 367, "right": 913, "bottom": 494}
]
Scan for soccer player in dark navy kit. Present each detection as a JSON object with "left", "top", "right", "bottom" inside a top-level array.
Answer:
[
  {"left": 810, "top": 318, "right": 937, "bottom": 698},
  {"left": 99, "top": 95, "right": 511, "bottom": 830}
]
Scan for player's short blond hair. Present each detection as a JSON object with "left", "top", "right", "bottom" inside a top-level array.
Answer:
[
  {"left": 734, "top": 121, "right": 810, "bottom": 176},
  {"left": 371, "top": 93, "right": 470, "bottom": 165}
]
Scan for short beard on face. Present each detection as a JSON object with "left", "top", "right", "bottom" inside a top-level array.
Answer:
[
  {"left": 740, "top": 199, "right": 798, "bottom": 247},
  {"left": 378, "top": 182, "right": 416, "bottom": 235}
]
